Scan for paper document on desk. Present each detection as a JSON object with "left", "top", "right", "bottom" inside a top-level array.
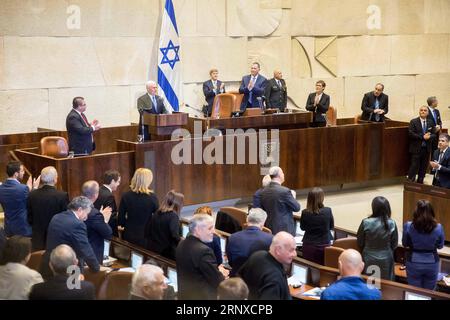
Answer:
[
  {"left": 302, "top": 287, "right": 324, "bottom": 299},
  {"left": 443, "top": 276, "right": 450, "bottom": 286},
  {"left": 117, "top": 267, "right": 135, "bottom": 273}
]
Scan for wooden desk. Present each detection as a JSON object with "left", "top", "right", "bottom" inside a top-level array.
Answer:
[
  {"left": 188, "top": 110, "right": 311, "bottom": 132},
  {"left": 13, "top": 148, "right": 135, "bottom": 201},
  {"left": 290, "top": 284, "right": 319, "bottom": 300},
  {"left": 118, "top": 121, "right": 409, "bottom": 205},
  {"left": 403, "top": 181, "right": 450, "bottom": 241}
]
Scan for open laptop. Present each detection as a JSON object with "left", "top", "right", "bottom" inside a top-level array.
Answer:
[
  {"left": 115, "top": 251, "right": 144, "bottom": 273},
  {"left": 167, "top": 267, "right": 178, "bottom": 293},
  {"left": 181, "top": 224, "right": 189, "bottom": 238},
  {"left": 130, "top": 251, "right": 144, "bottom": 271},
  {"left": 102, "top": 240, "right": 117, "bottom": 266},
  {"left": 404, "top": 291, "right": 431, "bottom": 300},
  {"left": 288, "top": 262, "right": 308, "bottom": 287}
]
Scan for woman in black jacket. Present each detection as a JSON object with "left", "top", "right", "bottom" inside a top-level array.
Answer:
[
  {"left": 118, "top": 168, "right": 159, "bottom": 248},
  {"left": 300, "top": 187, "right": 334, "bottom": 265},
  {"left": 145, "top": 190, "right": 184, "bottom": 260}
]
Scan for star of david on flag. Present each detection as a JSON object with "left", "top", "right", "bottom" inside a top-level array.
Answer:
[
  {"left": 160, "top": 40, "right": 180, "bottom": 70},
  {"left": 157, "top": 0, "right": 182, "bottom": 112}
]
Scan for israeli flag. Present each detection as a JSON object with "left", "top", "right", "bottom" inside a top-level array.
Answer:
[{"left": 158, "top": 0, "right": 182, "bottom": 112}]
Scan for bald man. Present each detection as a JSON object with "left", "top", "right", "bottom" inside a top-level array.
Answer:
[
  {"left": 239, "top": 231, "right": 297, "bottom": 300},
  {"left": 82, "top": 181, "right": 112, "bottom": 264},
  {"left": 264, "top": 70, "right": 287, "bottom": 112},
  {"left": 137, "top": 81, "right": 170, "bottom": 140},
  {"left": 130, "top": 264, "right": 168, "bottom": 300},
  {"left": 30, "top": 244, "right": 95, "bottom": 300},
  {"left": 259, "top": 166, "right": 300, "bottom": 236},
  {"left": 321, "top": 249, "right": 381, "bottom": 300}
]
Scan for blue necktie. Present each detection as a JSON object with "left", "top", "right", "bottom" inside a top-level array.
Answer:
[
  {"left": 432, "top": 109, "right": 437, "bottom": 124},
  {"left": 248, "top": 77, "right": 255, "bottom": 105},
  {"left": 374, "top": 99, "right": 380, "bottom": 121},
  {"left": 152, "top": 96, "right": 158, "bottom": 113}
]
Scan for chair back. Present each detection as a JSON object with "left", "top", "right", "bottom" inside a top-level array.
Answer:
[
  {"left": 326, "top": 106, "right": 337, "bottom": 126},
  {"left": 84, "top": 268, "right": 108, "bottom": 298},
  {"left": 26, "top": 250, "right": 45, "bottom": 272},
  {"left": 40, "top": 136, "right": 69, "bottom": 158},
  {"left": 332, "top": 237, "right": 360, "bottom": 252},
  {"left": 227, "top": 91, "right": 244, "bottom": 111},
  {"left": 211, "top": 94, "right": 236, "bottom": 119},
  {"left": 324, "top": 246, "right": 345, "bottom": 269},
  {"left": 218, "top": 207, "right": 247, "bottom": 227},
  {"left": 97, "top": 271, "right": 133, "bottom": 300}
]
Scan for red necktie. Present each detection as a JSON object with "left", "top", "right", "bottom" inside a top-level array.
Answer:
[{"left": 81, "top": 113, "right": 89, "bottom": 126}]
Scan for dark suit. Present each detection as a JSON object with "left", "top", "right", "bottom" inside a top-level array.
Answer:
[
  {"left": 361, "top": 92, "right": 389, "bottom": 122},
  {"left": 0, "top": 179, "right": 31, "bottom": 237},
  {"left": 239, "top": 74, "right": 268, "bottom": 111},
  {"left": 93, "top": 185, "right": 118, "bottom": 237},
  {"left": 260, "top": 182, "right": 300, "bottom": 236},
  {"left": 40, "top": 211, "right": 100, "bottom": 280},
  {"left": 264, "top": 78, "right": 287, "bottom": 111},
  {"left": 407, "top": 117, "right": 437, "bottom": 183},
  {"left": 85, "top": 207, "right": 113, "bottom": 264},
  {"left": 176, "top": 235, "right": 224, "bottom": 300},
  {"left": 137, "top": 93, "right": 168, "bottom": 140},
  {"left": 144, "top": 210, "right": 180, "bottom": 260},
  {"left": 27, "top": 185, "right": 69, "bottom": 251},
  {"left": 66, "top": 109, "right": 95, "bottom": 155},
  {"left": 29, "top": 275, "right": 95, "bottom": 300},
  {"left": 226, "top": 226, "right": 273, "bottom": 276},
  {"left": 202, "top": 80, "right": 225, "bottom": 116},
  {"left": 431, "top": 148, "right": 450, "bottom": 189},
  {"left": 0, "top": 227, "right": 6, "bottom": 261},
  {"left": 427, "top": 107, "right": 442, "bottom": 153},
  {"left": 305, "top": 92, "right": 330, "bottom": 127},
  {"left": 252, "top": 187, "right": 264, "bottom": 208},
  {"left": 118, "top": 191, "right": 159, "bottom": 248},
  {"left": 239, "top": 250, "right": 291, "bottom": 300}
]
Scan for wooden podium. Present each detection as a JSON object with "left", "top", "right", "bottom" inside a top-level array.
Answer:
[{"left": 143, "top": 112, "right": 188, "bottom": 140}]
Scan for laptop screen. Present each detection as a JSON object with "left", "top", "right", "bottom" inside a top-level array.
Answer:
[
  {"left": 404, "top": 291, "right": 431, "bottom": 300},
  {"left": 131, "top": 252, "right": 143, "bottom": 270},
  {"left": 291, "top": 263, "right": 308, "bottom": 284},
  {"left": 167, "top": 267, "right": 178, "bottom": 292},
  {"left": 181, "top": 224, "right": 189, "bottom": 238},
  {"left": 103, "top": 240, "right": 110, "bottom": 259}
]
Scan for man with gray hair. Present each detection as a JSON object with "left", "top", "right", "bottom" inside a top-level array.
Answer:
[
  {"left": 239, "top": 231, "right": 297, "bottom": 300},
  {"left": 176, "top": 214, "right": 227, "bottom": 300},
  {"left": 130, "top": 264, "right": 168, "bottom": 300},
  {"left": 82, "top": 180, "right": 112, "bottom": 264},
  {"left": 27, "top": 166, "right": 69, "bottom": 250},
  {"left": 226, "top": 208, "right": 273, "bottom": 276},
  {"left": 30, "top": 244, "right": 95, "bottom": 300},
  {"left": 137, "top": 80, "right": 170, "bottom": 141},
  {"left": 260, "top": 166, "right": 300, "bottom": 236},
  {"left": 40, "top": 196, "right": 100, "bottom": 280},
  {"left": 321, "top": 249, "right": 381, "bottom": 300}
]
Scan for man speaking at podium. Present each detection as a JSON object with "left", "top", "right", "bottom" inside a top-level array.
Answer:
[{"left": 137, "top": 81, "right": 170, "bottom": 141}]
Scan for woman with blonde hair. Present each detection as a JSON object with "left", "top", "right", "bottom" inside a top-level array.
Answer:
[
  {"left": 118, "top": 168, "right": 159, "bottom": 247},
  {"left": 145, "top": 190, "right": 184, "bottom": 260}
]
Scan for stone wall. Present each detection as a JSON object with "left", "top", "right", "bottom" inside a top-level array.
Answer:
[{"left": 0, "top": 0, "right": 449, "bottom": 134}]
